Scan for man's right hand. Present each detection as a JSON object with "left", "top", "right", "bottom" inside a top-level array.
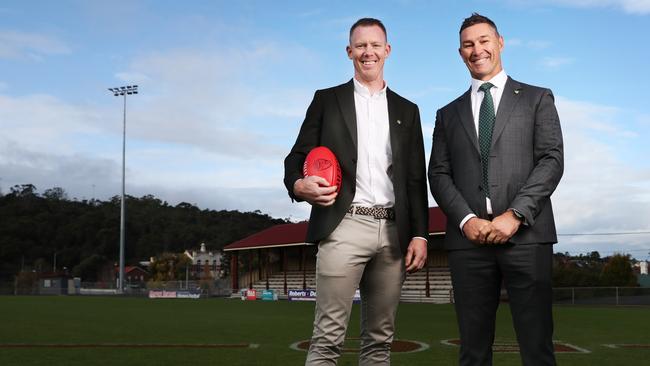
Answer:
[
  {"left": 462, "top": 217, "right": 493, "bottom": 245},
  {"left": 293, "top": 176, "right": 338, "bottom": 207}
]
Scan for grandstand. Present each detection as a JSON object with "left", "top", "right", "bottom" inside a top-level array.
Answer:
[
  {"left": 244, "top": 267, "right": 453, "bottom": 303},
  {"left": 224, "top": 207, "right": 453, "bottom": 303}
]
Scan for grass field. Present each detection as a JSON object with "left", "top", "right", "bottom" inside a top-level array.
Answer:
[{"left": 0, "top": 296, "right": 648, "bottom": 366}]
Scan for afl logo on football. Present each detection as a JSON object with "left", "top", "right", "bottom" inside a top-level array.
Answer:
[{"left": 314, "top": 159, "right": 332, "bottom": 171}]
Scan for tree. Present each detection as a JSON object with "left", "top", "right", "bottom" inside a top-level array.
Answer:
[
  {"left": 43, "top": 187, "right": 68, "bottom": 201},
  {"left": 0, "top": 185, "right": 287, "bottom": 282},
  {"left": 553, "top": 261, "right": 600, "bottom": 287},
  {"left": 71, "top": 254, "right": 110, "bottom": 281},
  {"left": 148, "top": 252, "right": 192, "bottom": 282},
  {"left": 600, "top": 254, "right": 638, "bottom": 287},
  {"left": 588, "top": 251, "right": 601, "bottom": 261},
  {"left": 553, "top": 252, "right": 603, "bottom": 287},
  {"left": 10, "top": 184, "right": 37, "bottom": 197},
  {"left": 14, "top": 271, "right": 39, "bottom": 295}
]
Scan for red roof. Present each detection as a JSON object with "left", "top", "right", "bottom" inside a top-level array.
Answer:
[
  {"left": 114, "top": 266, "right": 148, "bottom": 274},
  {"left": 224, "top": 207, "right": 447, "bottom": 252},
  {"left": 224, "top": 222, "right": 309, "bottom": 251}
]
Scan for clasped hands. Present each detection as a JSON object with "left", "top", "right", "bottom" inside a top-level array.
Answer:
[{"left": 463, "top": 210, "right": 522, "bottom": 245}]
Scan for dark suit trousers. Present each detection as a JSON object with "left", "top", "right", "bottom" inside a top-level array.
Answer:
[{"left": 448, "top": 244, "right": 556, "bottom": 366}]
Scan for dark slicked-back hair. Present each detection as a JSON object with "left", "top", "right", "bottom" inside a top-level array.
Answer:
[
  {"left": 349, "top": 18, "right": 387, "bottom": 42},
  {"left": 460, "top": 13, "right": 499, "bottom": 36}
]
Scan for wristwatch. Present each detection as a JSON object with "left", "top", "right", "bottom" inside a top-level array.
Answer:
[{"left": 509, "top": 208, "right": 525, "bottom": 223}]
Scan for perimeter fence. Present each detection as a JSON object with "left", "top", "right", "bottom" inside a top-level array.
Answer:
[
  {"left": 2, "top": 280, "right": 649, "bottom": 305},
  {"left": 0, "top": 279, "right": 232, "bottom": 297},
  {"left": 553, "top": 287, "right": 650, "bottom": 305}
]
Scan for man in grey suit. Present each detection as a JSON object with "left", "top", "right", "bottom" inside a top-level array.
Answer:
[
  {"left": 284, "top": 18, "right": 429, "bottom": 365},
  {"left": 428, "top": 13, "right": 563, "bottom": 366}
]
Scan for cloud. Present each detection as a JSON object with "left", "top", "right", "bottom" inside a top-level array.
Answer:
[
  {"left": 0, "top": 30, "right": 70, "bottom": 60},
  {"left": 0, "top": 41, "right": 318, "bottom": 220},
  {"left": 551, "top": 96, "right": 650, "bottom": 256},
  {"left": 425, "top": 93, "right": 650, "bottom": 257},
  {"left": 507, "top": 38, "right": 552, "bottom": 49},
  {"left": 638, "top": 113, "right": 650, "bottom": 127},
  {"left": 0, "top": 138, "right": 306, "bottom": 220},
  {"left": 514, "top": 0, "right": 650, "bottom": 15},
  {"left": 0, "top": 94, "right": 104, "bottom": 154},
  {"left": 112, "top": 45, "right": 314, "bottom": 160},
  {"left": 541, "top": 56, "right": 575, "bottom": 68},
  {"left": 114, "top": 72, "right": 150, "bottom": 84},
  {"left": 0, "top": 138, "right": 119, "bottom": 200}
]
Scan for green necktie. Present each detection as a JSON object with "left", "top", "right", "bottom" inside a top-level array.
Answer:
[{"left": 478, "top": 82, "right": 495, "bottom": 198}]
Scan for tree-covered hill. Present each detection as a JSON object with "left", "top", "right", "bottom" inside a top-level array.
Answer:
[{"left": 0, "top": 184, "right": 288, "bottom": 281}]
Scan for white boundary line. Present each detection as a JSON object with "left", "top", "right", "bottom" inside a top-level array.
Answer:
[
  {"left": 394, "top": 339, "right": 430, "bottom": 354},
  {"left": 289, "top": 340, "right": 309, "bottom": 352},
  {"left": 289, "top": 339, "right": 430, "bottom": 354},
  {"left": 440, "top": 339, "right": 591, "bottom": 354},
  {"left": 602, "top": 344, "right": 650, "bottom": 349},
  {"left": 559, "top": 342, "right": 591, "bottom": 354},
  {"left": 0, "top": 343, "right": 260, "bottom": 349}
]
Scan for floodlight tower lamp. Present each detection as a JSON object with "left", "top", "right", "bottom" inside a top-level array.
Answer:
[{"left": 106, "top": 84, "right": 139, "bottom": 294}]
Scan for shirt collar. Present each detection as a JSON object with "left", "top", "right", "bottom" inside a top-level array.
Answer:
[
  {"left": 353, "top": 77, "right": 387, "bottom": 99},
  {"left": 471, "top": 69, "right": 508, "bottom": 95}
]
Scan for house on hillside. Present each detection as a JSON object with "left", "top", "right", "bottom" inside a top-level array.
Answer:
[{"left": 184, "top": 243, "right": 223, "bottom": 279}]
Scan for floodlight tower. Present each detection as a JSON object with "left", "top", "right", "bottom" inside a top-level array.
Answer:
[{"left": 107, "top": 85, "right": 138, "bottom": 293}]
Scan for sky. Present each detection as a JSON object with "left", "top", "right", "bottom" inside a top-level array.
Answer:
[{"left": 1, "top": 0, "right": 649, "bottom": 259}]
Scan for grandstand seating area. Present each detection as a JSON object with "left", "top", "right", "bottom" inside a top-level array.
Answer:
[{"left": 244, "top": 267, "right": 453, "bottom": 303}]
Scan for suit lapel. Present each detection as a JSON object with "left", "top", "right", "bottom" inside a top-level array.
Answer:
[
  {"left": 334, "top": 79, "right": 357, "bottom": 150},
  {"left": 455, "top": 88, "right": 480, "bottom": 155},
  {"left": 387, "top": 88, "right": 401, "bottom": 165},
  {"left": 492, "top": 77, "right": 521, "bottom": 149}
]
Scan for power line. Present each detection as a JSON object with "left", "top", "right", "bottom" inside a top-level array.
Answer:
[
  {"left": 558, "top": 231, "right": 650, "bottom": 236},
  {"left": 557, "top": 249, "right": 649, "bottom": 253}
]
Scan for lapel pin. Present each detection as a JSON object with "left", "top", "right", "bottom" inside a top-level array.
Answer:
[
  {"left": 514, "top": 89, "right": 521, "bottom": 95},
  {"left": 396, "top": 119, "right": 402, "bottom": 125}
]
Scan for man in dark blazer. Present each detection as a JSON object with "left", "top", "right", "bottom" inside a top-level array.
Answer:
[
  {"left": 284, "top": 18, "right": 428, "bottom": 366},
  {"left": 428, "top": 13, "right": 564, "bottom": 366}
]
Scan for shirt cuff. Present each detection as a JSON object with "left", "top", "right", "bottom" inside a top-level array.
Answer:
[
  {"left": 412, "top": 236, "right": 428, "bottom": 243},
  {"left": 460, "top": 214, "right": 477, "bottom": 234}
]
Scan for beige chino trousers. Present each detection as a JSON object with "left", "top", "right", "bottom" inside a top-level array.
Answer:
[{"left": 306, "top": 213, "right": 405, "bottom": 366}]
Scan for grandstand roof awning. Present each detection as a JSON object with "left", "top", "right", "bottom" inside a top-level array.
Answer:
[{"left": 223, "top": 207, "right": 447, "bottom": 252}]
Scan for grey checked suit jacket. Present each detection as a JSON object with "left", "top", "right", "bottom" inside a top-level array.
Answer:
[
  {"left": 428, "top": 77, "right": 564, "bottom": 250},
  {"left": 284, "top": 80, "right": 429, "bottom": 254}
]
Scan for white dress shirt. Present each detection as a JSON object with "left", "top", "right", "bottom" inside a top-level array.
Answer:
[
  {"left": 351, "top": 78, "right": 427, "bottom": 244},
  {"left": 351, "top": 77, "right": 394, "bottom": 208},
  {"left": 459, "top": 69, "right": 508, "bottom": 231}
]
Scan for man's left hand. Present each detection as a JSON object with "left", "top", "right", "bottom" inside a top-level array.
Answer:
[
  {"left": 487, "top": 210, "right": 522, "bottom": 244},
  {"left": 405, "top": 238, "right": 428, "bottom": 273}
]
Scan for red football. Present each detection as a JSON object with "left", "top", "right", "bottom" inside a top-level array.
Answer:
[{"left": 303, "top": 146, "right": 342, "bottom": 193}]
